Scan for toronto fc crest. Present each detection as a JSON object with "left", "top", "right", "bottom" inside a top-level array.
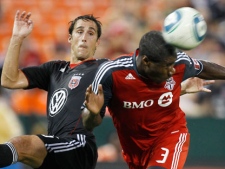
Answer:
[
  {"left": 68, "top": 75, "right": 82, "bottom": 89},
  {"left": 164, "top": 77, "right": 176, "bottom": 90}
]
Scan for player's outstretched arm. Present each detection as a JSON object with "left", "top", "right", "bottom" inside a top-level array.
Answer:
[
  {"left": 82, "top": 84, "right": 104, "bottom": 131},
  {"left": 1, "top": 10, "right": 33, "bottom": 89},
  {"left": 181, "top": 77, "right": 215, "bottom": 95},
  {"left": 198, "top": 60, "right": 225, "bottom": 80}
]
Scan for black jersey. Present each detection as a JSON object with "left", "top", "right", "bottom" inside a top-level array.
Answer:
[{"left": 21, "top": 59, "right": 108, "bottom": 139}]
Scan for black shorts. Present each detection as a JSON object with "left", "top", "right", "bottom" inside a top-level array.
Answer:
[{"left": 36, "top": 134, "right": 98, "bottom": 169}]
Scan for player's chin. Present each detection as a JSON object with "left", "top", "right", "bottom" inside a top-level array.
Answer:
[
  {"left": 156, "top": 77, "right": 169, "bottom": 84},
  {"left": 152, "top": 78, "right": 165, "bottom": 84},
  {"left": 77, "top": 53, "right": 90, "bottom": 61}
]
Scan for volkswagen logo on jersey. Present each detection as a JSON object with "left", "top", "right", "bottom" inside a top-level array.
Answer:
[
  {"left": 68, "top": 75, "right": 82, "bottom": 89},
  {"left": 158, "top": 92, "right": 173, "bottom": 107},
  {"left": 164, "top": 77, "right": 176, "bottom": 90},
  {"left": 49, "top": 88, "right": 68, "bottom": 117}
]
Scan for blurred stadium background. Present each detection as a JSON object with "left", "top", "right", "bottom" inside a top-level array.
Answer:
[{"left": 0, "top": 0, "right": 225, "bottom": 169}]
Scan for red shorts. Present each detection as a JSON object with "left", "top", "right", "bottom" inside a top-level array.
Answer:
[{"left": 126, "top": 130, "right": 190, "bottom": 169}]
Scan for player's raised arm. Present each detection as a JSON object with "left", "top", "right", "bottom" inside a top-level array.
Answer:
[
  {"left": 181, "top": 77, "right": 215, "bottom": 95},
  {"left": 1, "top": 10, "right": 33, "bottom": 89},
  {"left": 82, "top": 84, "right": 104, "bottom": 131},
  {"left": 197, "top": 60, "right": 225, "bottom": 80}
]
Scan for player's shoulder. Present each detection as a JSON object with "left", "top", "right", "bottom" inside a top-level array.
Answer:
[
  {"left": 175, "top": 51, "right": 192, "bottom": 65},
  {"left": 111, "top": 52, "right": 134, "bottom": 61},
  {"left": 95, "top": 58, "right": 109, "bottom": 64},
  {"left": 99, "top": 53, "right": 134, "bottom": 69},
  {"left": 40, "top": 60, "right": 69, "bottom": 72},
  {"left": 104, "top": 52, "right": 134, "bottom": 65},
  {"left": 95, "top": 53, "right": 134, "bottom": 76},
  {"left": 45, "top": 60, "right": 68, "bottom": 66}
]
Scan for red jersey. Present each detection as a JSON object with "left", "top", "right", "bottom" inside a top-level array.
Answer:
[{"left": 92, "top": 50, "right": 203, "bottom": 166}]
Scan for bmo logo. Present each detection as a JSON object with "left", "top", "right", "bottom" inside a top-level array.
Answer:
[
  {"left": 123, "top": 99, "right": 154, "bottom": 109},
  {"left": 123, "top": 92, "right": 173, "bottom": 108},
  {"left": 158, "top": 92, "right": 173, "bottom": 107}
]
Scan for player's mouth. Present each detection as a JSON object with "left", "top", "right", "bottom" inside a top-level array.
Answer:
[
  {"left": 79, "top": 45, "right": 88, "bottom": 49},
  {"left": 153, "top": 76, "right": 170, "bottom": 84}
]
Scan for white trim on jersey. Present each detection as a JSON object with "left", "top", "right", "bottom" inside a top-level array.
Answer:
[
  {"left": 45, "top": 134, "right": 86, "bottom": 153},
  {"left": 5, "top": 142, "right": 18, "bottom": 164},
  {"left": 171, "top": 133, "right": 187, "bottom": 169},
  {"left": 176, "top": 52, "right": 192, "bottom": 64},
  {"left": 92, "top": 57, "right": 133, "bottom": 94}
]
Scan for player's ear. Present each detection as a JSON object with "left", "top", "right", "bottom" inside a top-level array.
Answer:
[
  {"left": 142, "top": 55, "right": 150, "bottom": 65},
  {"left": 96, "top": 39, "right": 100, "bottom": 48},
  {"left": 68, "top": 34, "right": 72, "bottom": 43}
]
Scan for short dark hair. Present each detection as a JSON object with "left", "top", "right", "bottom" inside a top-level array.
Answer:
[
  {"left": 68, "top": 14, "right": 102, "bottom": 39},
  {"left": 139, "top": 31, "right": 176, "bottom": 62}
]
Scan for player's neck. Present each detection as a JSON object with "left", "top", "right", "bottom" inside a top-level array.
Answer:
[
  {"left": 70, "top": 56, "right": 94, "bottom": 64},
  {"left": 70, "top": 57, "right": 95, "bottom": 68}
]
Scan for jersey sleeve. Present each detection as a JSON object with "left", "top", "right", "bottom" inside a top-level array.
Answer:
[
  {"left": 21, "top": 61, "right": 55, "bottom": 90},
  {"left": 176, "top": 51, "right": 203, "bottom": 81},
  {"left": 92, "top": 61, "right": 113, "bottom": 118}
]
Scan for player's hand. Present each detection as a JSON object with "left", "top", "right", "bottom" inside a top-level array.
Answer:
[
  {"left": 84, "top": 84, "right": 104, "bottom": 115},
  {"left": 12, "top": 10, "right": 33, "bottom": 38},
  {"left": 182, "top": 77, "right": 215, "bottom": 94}
]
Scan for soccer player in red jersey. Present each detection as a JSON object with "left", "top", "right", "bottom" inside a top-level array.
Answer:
[{"left": 83, "top": 31, "right": 225, "bottom": 169}]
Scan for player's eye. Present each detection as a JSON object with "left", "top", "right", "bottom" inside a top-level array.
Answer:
[{"left": 89, "top": 32, "right": 94, "bottom": 36}]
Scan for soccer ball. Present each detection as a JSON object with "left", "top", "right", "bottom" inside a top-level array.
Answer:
[{"left": 162, "top": 7, "right": 207, "bottom": 50}]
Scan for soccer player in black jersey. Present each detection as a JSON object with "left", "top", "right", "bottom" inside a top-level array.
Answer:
[{"left": 0, "top": 10, "right": 107, "bottom": 169}]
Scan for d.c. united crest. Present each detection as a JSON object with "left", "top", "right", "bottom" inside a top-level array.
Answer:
[{"left": 68, "top": 75, "right": 82, "bottom": 89}]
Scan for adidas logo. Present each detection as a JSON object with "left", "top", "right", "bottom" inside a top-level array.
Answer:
[{"left": 125, "top": 73, "right": 136, "bottom": 79}]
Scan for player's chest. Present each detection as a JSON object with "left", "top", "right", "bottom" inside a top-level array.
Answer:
[
  {"left": 111, "top": 70, "right": 182, "bottom": 102},
  {"left": 51, "top": 67, "right": 96, "bottom": 91}
]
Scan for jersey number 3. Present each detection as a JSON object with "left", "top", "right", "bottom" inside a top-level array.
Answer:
[{"left": 156, "top": 147, "right": 169, "bottom": 163}]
